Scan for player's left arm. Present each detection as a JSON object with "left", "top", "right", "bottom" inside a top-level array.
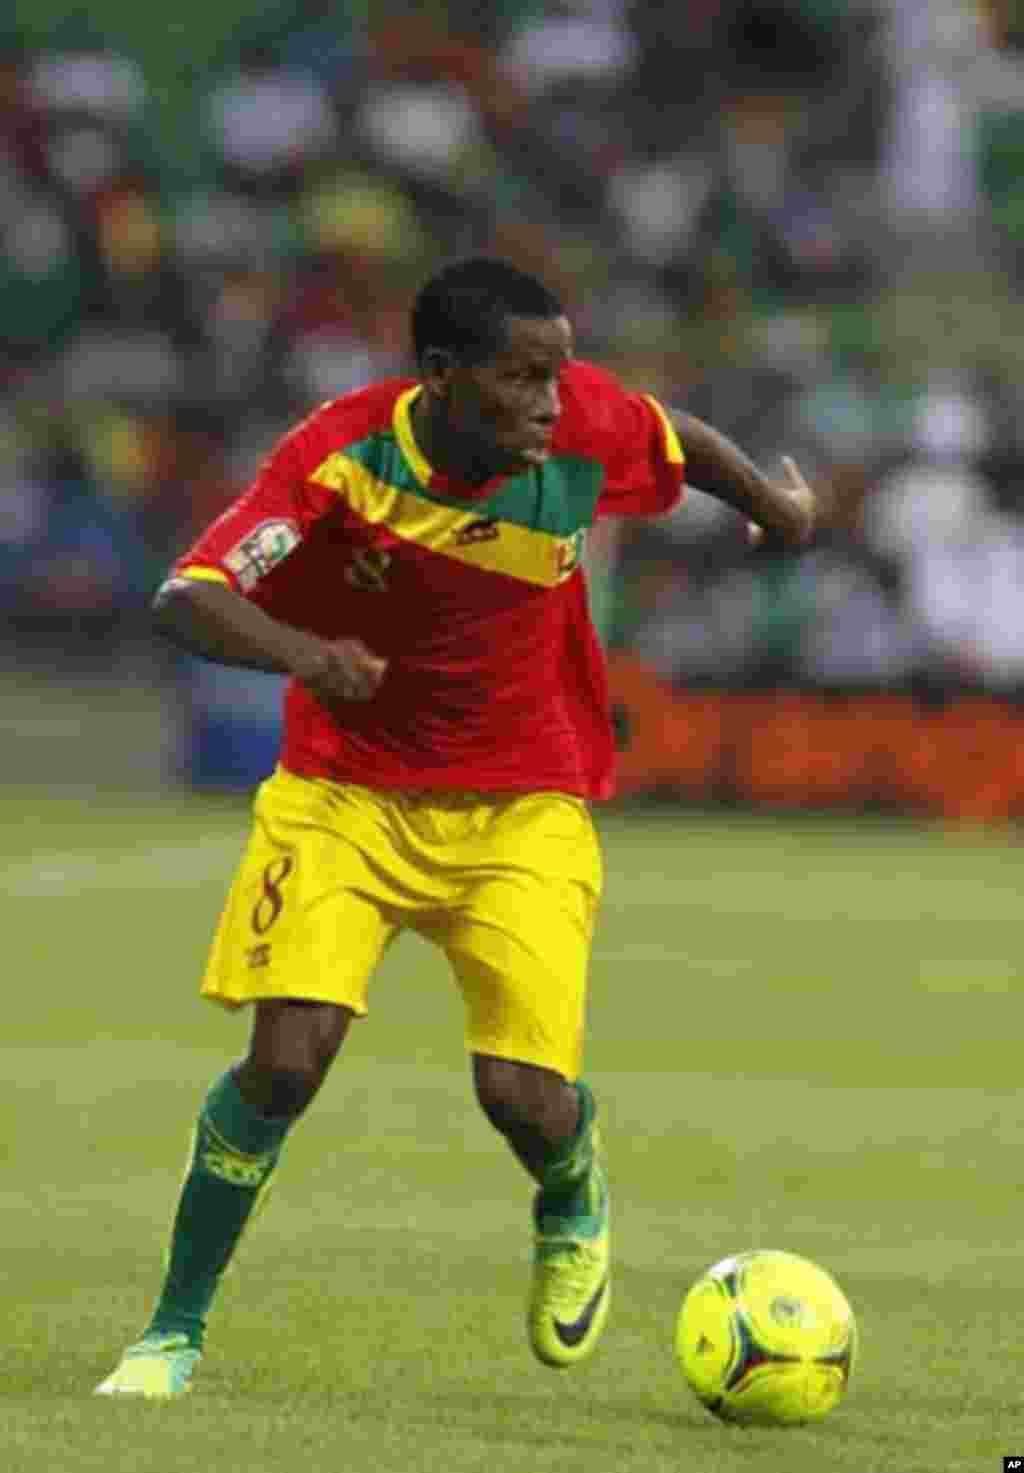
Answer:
[{"left": 668, "top": 408, "right": 815, "bottom": 549}]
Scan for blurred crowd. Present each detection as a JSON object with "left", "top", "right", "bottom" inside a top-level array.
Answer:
[{"left": 3, "top": 0, "right": 1024, "bottom": 693}]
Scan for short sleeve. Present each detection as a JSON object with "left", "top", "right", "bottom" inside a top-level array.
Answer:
[
  {"left": 170, "top": 414, "right": 337, "bottom": 596},
  {"left": 559, "top": 360, "right": 686, "bottom": 520}
]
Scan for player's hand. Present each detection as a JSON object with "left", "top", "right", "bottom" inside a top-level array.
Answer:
[
  {"left": 294, "top": 638, "right": 389, "bottom": 705},
  {"left": 747, "top": 456, "right": 816, "bottom": 549}
]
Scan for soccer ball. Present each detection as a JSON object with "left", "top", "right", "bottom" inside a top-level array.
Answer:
[{"left": 674, "top": 1249, "right": 857, "bottom": 1426}]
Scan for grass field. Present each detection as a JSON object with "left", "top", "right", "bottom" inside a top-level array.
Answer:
[{"left": 2, "top": 786, "right": 1022, "bottom": 1472}]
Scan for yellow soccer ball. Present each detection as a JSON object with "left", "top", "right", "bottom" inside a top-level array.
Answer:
[{"left": 675, "top": 1249, "right": 857, "bottom": 1426}]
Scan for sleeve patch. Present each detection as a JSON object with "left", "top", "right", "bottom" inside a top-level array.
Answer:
[{"left": 224, "top": 520, "right": 301, "bottom": 591}]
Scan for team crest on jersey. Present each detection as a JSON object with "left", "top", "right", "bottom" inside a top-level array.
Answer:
[
  {"left": 344, "top": 547, "right": 392, "bottom": 592},
  {"left": 225, "top": 519, "right": 301, "bottom": 591}
]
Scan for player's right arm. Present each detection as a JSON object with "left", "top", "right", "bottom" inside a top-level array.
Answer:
[
  {"left": 152, "top": 409, "right": 387, "bottom": 705},
  {"left": 153, "top": 579, "right": 387, "bottom": 703}
]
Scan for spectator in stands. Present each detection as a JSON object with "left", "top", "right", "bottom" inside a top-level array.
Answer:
[
  {"left": 203, "top": 41, "right": 338, "bottom": 200},
  {"left": 0, "top": 37, "right": 52, "bottom": 188},
  {"left": 0, "top": 435, "right": 150, "bottom": 655}
]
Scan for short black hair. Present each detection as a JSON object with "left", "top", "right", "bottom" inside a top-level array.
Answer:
[{"left": 411, "top": 257, "right": 564, "bottom": 367}]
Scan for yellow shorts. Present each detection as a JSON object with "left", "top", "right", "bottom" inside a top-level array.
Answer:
[{"left": 201, "top": 766, "right": 603, "bottom": 1081}]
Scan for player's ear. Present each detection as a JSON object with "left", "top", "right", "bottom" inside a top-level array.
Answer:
[{"left": 419, "top": 347, "right": 458, "bottom": 399}]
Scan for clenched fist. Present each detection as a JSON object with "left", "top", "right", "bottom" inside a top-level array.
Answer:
[{"left": 293, "top": 638, "right": 389, "bottom": 707}]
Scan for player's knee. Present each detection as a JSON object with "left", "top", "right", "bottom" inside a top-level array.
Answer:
[
  {"left": 240, "top": 1001, "right": 351, "bottom": 1118},
  {"left": 312, "top": 1007, "right": 351, "bottom": 1072}
]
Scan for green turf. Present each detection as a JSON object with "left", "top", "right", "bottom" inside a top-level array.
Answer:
[{"left": 2, "top": 790, "right": 1022, "bottom": 1472}]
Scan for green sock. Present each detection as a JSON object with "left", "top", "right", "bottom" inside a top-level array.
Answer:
[
  {"left": 535, "top": 1080, "right": 598, "bottom": 1225},
  {"left": 147, "top": 1071, "right": 292, "bottom": 1349}
]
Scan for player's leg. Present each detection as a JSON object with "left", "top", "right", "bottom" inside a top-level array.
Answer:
[
  {"left": 469, "top": 1048, "right": 608, "bottom": 1373},
  {"left": 97, "top": 770, "right": 398, "bottom": 1398},
  {"left": 95, "top": 1000, "right": 352, "bottom": 1399},
  {"left": 439, "top": 792, "right": 608, "bottom": 1368},
  {"left": 151, "top": 1000, "right": 352, "bottom": 1339}
]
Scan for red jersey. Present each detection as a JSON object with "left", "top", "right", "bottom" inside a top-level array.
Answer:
[{"left": 173, "top": 359, "right": 685, "bottom": 798}]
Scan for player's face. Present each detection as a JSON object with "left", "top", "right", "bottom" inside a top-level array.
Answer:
[{"left": 441, "top": 315, "right": 573, "bottom": 477}]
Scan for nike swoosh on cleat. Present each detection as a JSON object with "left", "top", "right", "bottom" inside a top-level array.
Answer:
[{"left": 553, "top": 1277, "right": 608, "bottom": 1348}]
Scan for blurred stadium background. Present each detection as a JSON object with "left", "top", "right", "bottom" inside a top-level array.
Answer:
[{"left": 3, "top": 0, "right": 1024, "bottom": 809}]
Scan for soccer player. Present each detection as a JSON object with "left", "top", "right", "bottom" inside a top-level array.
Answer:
[{"left": 96, "top": 257, "right": 814, "bottom": 1398}]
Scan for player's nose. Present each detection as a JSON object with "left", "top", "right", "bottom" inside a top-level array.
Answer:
[{"left": 532, "top": 379, "right": 561, "bottom": 424}]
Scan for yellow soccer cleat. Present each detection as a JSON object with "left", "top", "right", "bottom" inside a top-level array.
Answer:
[
  {"left": 94, "top": 1333, "right": 201, "bottom": 1399},
  {"left": 528, "top": 1153, "right": 610, "bottom": 1368}
]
